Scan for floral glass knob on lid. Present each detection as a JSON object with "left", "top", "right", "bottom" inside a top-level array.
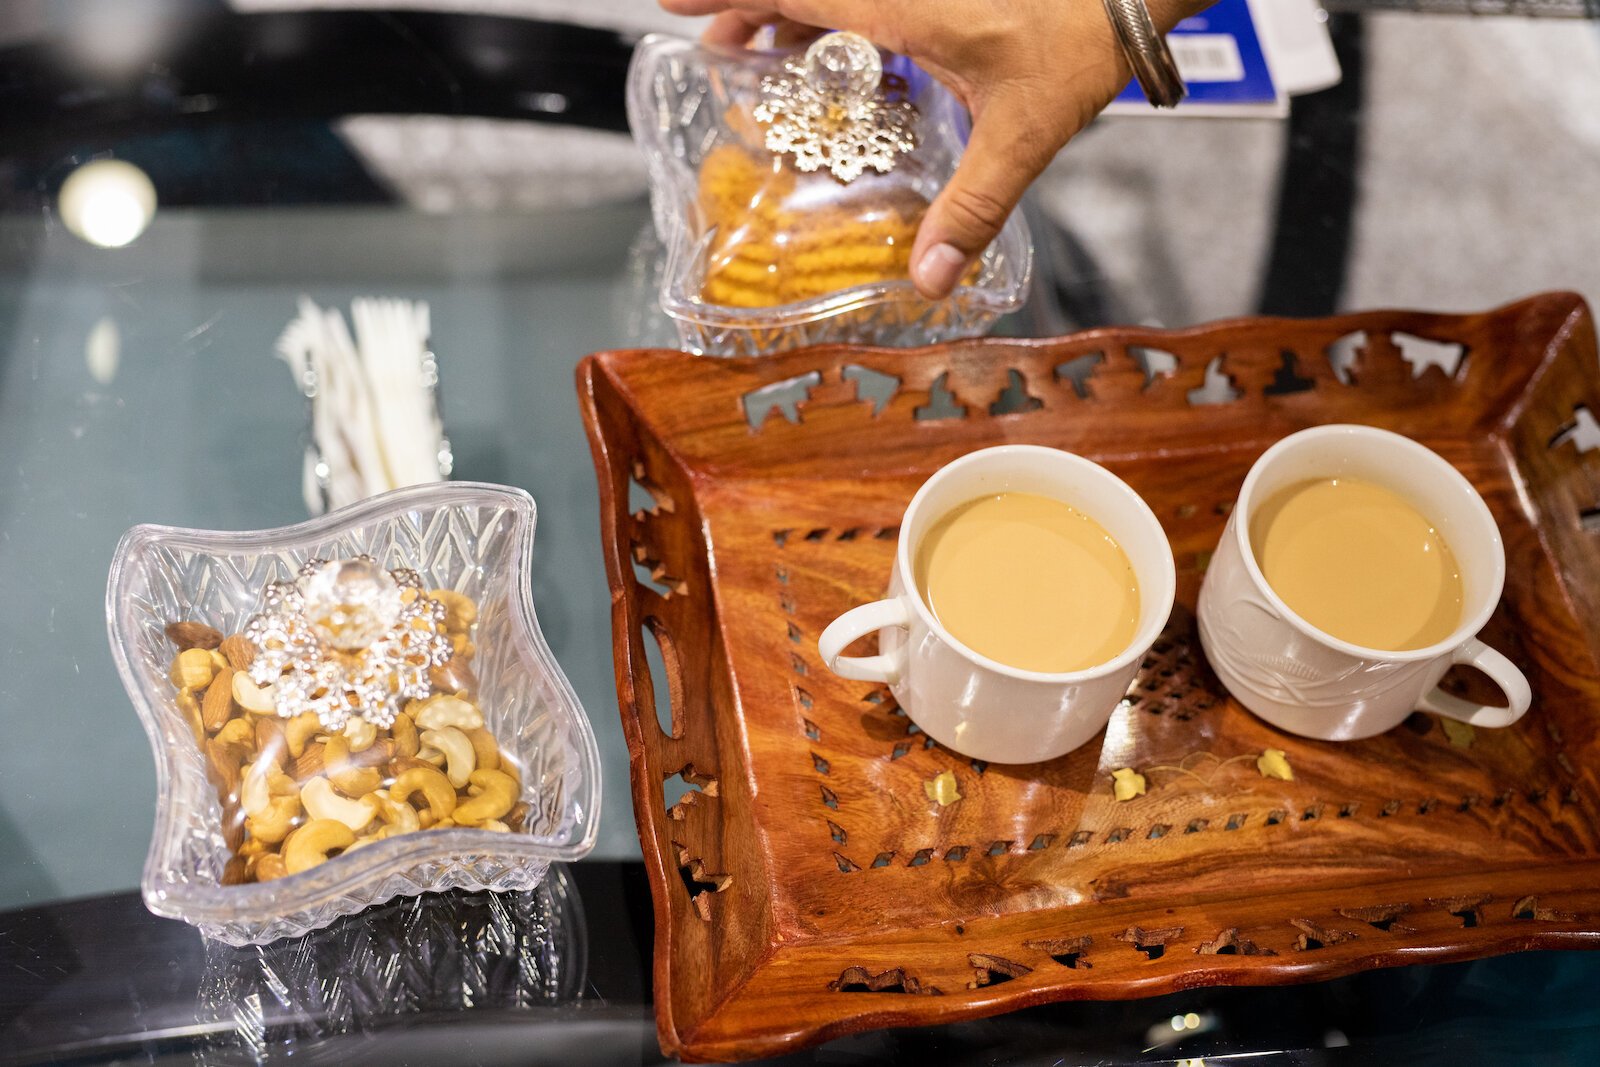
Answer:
[
  {"left": 244, "top": 555, "right": 453, "bottom": 730},
  {"left": 754, "top": 31, "right": 919, "bottom": 183}
]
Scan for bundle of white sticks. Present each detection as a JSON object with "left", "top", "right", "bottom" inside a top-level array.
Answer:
[{"left": 276, "top": 297, "right": 451, "bottom": 515}]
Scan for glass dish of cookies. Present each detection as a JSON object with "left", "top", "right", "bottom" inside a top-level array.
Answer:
[
  {"left": 107, "top": 482, "right": 600, "bottom": 945},
  {"left": 627, "top": 32, "right": 1032, "bottom": 357}
]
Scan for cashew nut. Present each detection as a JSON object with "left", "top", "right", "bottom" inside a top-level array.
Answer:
[
  {"left": 453, "top": 769, "right": 518, "bottom": 826},
  {"left": 417, "top": 745, "right": 446, "bottom": 768},
  {"left": 282, "top": 818, "right": 356, "bottom": 875},
  {"left": 240, "top": 761, "right": 272, "bottom": 817},
  {"left": 481, "top": 819, "right": 510, "bottom": 833},
  {"left": 331, "top": 765, "right": 383, "bottom": 798},
  {"left": 412, "top": 694, "right": 483, "bottom": 731},
  {"left": 236, "top": 833, "right": 270, "bottom": 859},
  {"left": 499, "top": 758, "right": 523, "bottom": 798},
  {"left": 170, "top": 648, "right": 216, "bottom": 690},
  {"left": 322, "top": 733, "right": 350, "bottom": 769},
  {"left": 391, "top": 711, "right": 420, "bottom": 757},
  {"left": 253, "top": 853, "right": 288, "bottom": 881},
  {"left": 284, "top": 712, "right": 321, "bottom": 758},
  {"left": 428, "top": 588, "right": 477, "bottom": 632},
  {"left": 464, "top": 728, "right": 500, "bottom": 773},
  {"left": 342, "top": 716, "right": 377, "bottom": 752},
  {"left": 208, "top": 649, "right": 230, "bottom": 674},
  {"left": 421, "top": 727, "right": 476, "bottom": 788},
  {"left": 214, "top": 717, "right": 254, "bottom": 749},
  {"left": 376, "top": 791, "right": 421, "bottom": 834},
  {"left": 343, "top": 831, "right": 382, "bottom": 855},
  {"left": 390, "top": 766, "right": 456, "bottom": 819},
  {"left": 246, "top": 792, "right": 301, "bottom": 844},
  {"left": 232, "top": 672, "right": 278, "bottom": 714},
  {"left": 301, "top": 776, "right": 379, "bottom": 832},
  {"left": 267, "top": 769, "right": 299, "bottom": 796},
  {"left": 176, "top": 688, "right": 204, "bottom": 745}
]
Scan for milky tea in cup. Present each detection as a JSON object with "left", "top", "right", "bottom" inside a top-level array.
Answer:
[
  {"left": 818, "top": 445, "right": 1176, "bottom": 765},
  {"left": 1196, "top": 424, "right": 1530, "bottom": 742},
  {"left": 914, "top": 492, "right": 1140, "bottom": 673},
  {"left": 1249, "top": 476, "right": 1463, "bottom": 652}
]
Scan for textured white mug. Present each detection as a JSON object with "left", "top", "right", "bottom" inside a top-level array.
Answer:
[
  {"left": 817, "top": 445, "right": 1176, "bottom": 764},
  {"left": 1197, "top": 424, "right": 1531, "bottom": 741}
]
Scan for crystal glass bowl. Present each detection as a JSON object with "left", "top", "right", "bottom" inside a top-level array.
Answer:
[
  {"left": 627, "top": 33, "right": 1033, "bottom": 357},
  {"left": 107, "top": 483, "right": 601, "bottom": 945}
]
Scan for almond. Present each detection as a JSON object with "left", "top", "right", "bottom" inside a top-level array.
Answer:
[
  {"left": 254, "top": 716, "right": 287, "bottom": 766},
  {"left": 202, "top": 667, "right": 236, "bottom": 733},
  {"left": 340, "top": 737, "right": 394, "bottom": 771},
  {"left": 291, "top": 741, "right": 327, "bottom": 781},
  {"left": 166, "top": 620, "right": 223, "bottom": 651},
  {"left": 220, "top": 856, "right": 251, "bottom": 887},
  {"left": 220, "top": 800, "right": 247, "bottom": 853},
  {"left": 219, "top": 634, "right": 258, "bottom": 672},
  {"left": 205, "top": 739, "right": 247, "bottom": 802},
  {"left": 388, "top": 755, "right": 440, "bottom": 779}
]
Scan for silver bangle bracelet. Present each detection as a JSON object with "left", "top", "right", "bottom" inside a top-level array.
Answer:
[{"left": 1100, "top": 0, "right": 1187, "bottom": 108}]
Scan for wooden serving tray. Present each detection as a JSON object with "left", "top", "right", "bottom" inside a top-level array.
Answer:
[{"left": 577, "top": 292, "right": 1600, "bottom": 1062}]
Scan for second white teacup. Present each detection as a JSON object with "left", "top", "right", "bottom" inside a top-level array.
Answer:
[
  {"left": 1197, "top": 424, "right": 1531, "bottom": 741},
  {"left": 817, "top": 445, "right": 1176, "bottom": 764}
]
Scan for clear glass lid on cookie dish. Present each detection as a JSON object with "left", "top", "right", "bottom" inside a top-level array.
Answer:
[
  {"left": 106, "top": 482, "right": 600, "bottom": 945},
  {"left": 627, "top": 31, "right": 1032, "bottom": 357}
]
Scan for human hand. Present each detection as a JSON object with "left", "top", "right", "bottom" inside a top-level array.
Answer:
[{"left": 660, "top": 0, "right": 1210, "bottom": 299}]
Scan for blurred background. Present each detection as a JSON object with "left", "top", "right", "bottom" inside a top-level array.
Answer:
[{"left": 0, "top": 0, "right": 1597, "bottom": 910}]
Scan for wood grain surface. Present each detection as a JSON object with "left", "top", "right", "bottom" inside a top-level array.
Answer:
[{"left": 577, "top": 292, "right": 1600, "bottom": 1062}]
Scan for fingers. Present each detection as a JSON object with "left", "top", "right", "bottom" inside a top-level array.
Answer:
[
  {"left": 662, "top": 0, "right": 904, "bottom": 45},
  {"left": 701, "top": 12, "right": 821, "bottom": 47},
  {"left": 658, "top": 0, "right": 745, "bottom": 14},
  {"left": 701, "top": 10, "right": 771, "bottom": 46},
  {"left": 910, "top": 95, "right": 1058, "bottom": 300}
]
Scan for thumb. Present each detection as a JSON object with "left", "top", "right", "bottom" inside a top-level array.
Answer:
[{"left": 910, "top": 99, "right": 1057, "bottom": 301}]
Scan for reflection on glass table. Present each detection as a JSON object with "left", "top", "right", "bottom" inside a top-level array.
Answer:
[
  {"left": 196, "top": 866, "right": 585, "bottom": 1065},
  {"left": 4, "top": 864, "right": 1600, "bottom": 1064}
]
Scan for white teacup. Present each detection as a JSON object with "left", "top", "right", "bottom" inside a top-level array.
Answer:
[
  {"left": 1197, "top": 424, "right": 1532, "bottom": 741},
  {"left": 817, "top": 445, "right": 1176, "bottom": 764}
]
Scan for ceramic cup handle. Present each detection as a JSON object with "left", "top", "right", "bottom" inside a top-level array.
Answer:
[
  {"left": 818, "top": 598, "right": 911, "bottom": 684},
  {"left": 1416, "top": 638, "right": 1532, "bottom": 729}
]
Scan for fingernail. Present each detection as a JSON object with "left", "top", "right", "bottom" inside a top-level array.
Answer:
[{"left": 914, "top": 242, "right": 966, "bottom": 299}]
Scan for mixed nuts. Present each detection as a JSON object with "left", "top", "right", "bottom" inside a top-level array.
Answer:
[{"left": 164, "top": 585, "right": 527, "bottom": 886}]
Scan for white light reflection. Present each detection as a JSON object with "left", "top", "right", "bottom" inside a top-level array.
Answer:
[
  {"left": 86, "top": 316, "right": 120, "bottom": 384},
  {"left": 58, "top": 160, "right": 157, "bottom": 248}
]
